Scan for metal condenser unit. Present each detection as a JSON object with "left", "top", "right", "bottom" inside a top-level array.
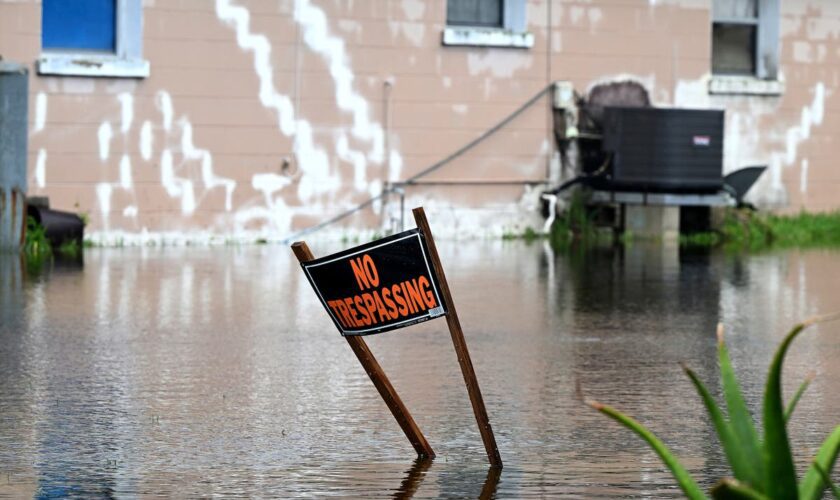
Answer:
[{"left": 601, "top": 107, "right": 725, "bottom": 193}]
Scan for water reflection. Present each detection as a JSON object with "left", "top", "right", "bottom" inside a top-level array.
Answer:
[
  {"left": 1, "top": 244, "right": 839, "bottom": 497},
  {"left": 392, "top": 458, "right": 432, "bottom": 499}
]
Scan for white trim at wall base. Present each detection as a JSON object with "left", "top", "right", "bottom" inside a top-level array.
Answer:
[
  {"left": 37, "top": 53, "right": 149, "bottom": 78},
  {"left": 709, "top": 76, "right": 784, "bottom": 96},
  {"left": 442, "top": 27, "right": 534, "bottom": 49}
]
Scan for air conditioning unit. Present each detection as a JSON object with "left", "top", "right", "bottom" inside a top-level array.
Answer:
[{"left": 601, "top": 107, "right": 724, "bottom": 193}]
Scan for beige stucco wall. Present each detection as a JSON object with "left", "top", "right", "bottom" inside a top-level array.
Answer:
[{"left": 0, "top": 0, "right": 837, "bottom": 244}]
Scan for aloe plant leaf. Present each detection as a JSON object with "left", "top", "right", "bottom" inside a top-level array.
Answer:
[
  {"left": 683, "top": 364, "right": 754, "bottom": 486},
  {"left": 762, "top": 322, "right": 806, "bottom": 498},
  {"left": 587, "top": 399, "right": 708, "bottom": 500},
  {"left": 717, "top": 324, "right": 765, "bottom": 490},
  {"left": 765, "top": 314, "right": 840, "bottom": 498},
  {"left": 710, "top": 478, "right": 771, "bottom": 499},
  {"left": 813, "top": 462, "right": 840, "bottom": 499},
  {"left": 799, "top": 425, "right": 840, "bottom": 500},
  {"left": 784, "top": 371, "right": 815, "bottom": 424}
]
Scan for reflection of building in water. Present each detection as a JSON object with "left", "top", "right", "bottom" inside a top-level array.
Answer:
[
  {"left": 2, "top": 1, "right": 840, "bottom": 243},
  {"left": 0, "top": 256, "right": 25, "bottom": 330},
  {"left": 1, "top": 241, "right": 839, "bottom": 495},
  {"left": 555, "top": 243, "right": 730, "bottom": 487},
  {"left": 0, "top": 256, "right": 36, "bottom": 497}
]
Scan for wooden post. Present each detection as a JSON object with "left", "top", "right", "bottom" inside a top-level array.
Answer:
[
  {"left": 291, "top": 241, "right": 435, "bottom": 459},
  {"left": 412, "top": 207, "right": 503, "bottom": 468}
]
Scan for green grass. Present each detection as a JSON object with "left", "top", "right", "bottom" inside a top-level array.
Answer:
[
  {"left": 56, "top": 239, "right": 82, "bottom": 258},
  {"left": 502, "top": 226, "right": 540, "bottom": 242},
  {"left": 588, "top": 315, "right": 840, "bottom": 499},
  {"left": 682, "top": 209, "right": 840, "bottom": 250},
  {"left": 23, "top": 216, "right": 51, "bottom": 257},
  {"left": 547, "top": 191, "right": 618, "bottom": 249},
  {"left": 23, "top": 216, "right": 52, "bottom": 274}
]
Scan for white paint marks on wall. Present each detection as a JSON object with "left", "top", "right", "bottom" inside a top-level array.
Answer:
[
  {"left": 34, "top": 92, "right": 47, "bottom": 133},
  {"left": 216, "top": 0, "right": 340, "bottom": 208},
  {"left": 786, "top": 82, "right": 824, "bottom": 166},
  {"left": 161, "top": 148, "right": 197, "bottom": 215},
  {"left": 673, "top": 76, "right": 708, "bottom": 108},
  {"left": 294, "top": 0, "right": 386, "bottom": 164},
  {"left": 570, "top": 6, "right": 585, "bottom": 25},
  {"left": 388, "top": 150, "right": 403, "bottom": 182},
  {"left": 217, "top": 0, "right": 391, "bottom": 235},
  {"left": 234, "top": 173, "right": 294, "bottom": 236},
  {"left": 118, "top": 93, "right": 134, "bottom": 134},
  {"left": 150, "top": 90, "right": 237, "bottom": 216},
  {"left": 389, "top": 21, "right": 425, "bottom": 46},
  {"left": 401, "top": 0, "right": 426, "bottom": 21},
  {"left": 140, "top": 121, "right": 153, "bottom": 161},
  {"left": 98, "top": 121, "right": 113, "bottom": 161},
  {"left": 800, "top": 159, "right": 809, "bottom": 194},
  {"left": 468, "top": 51, "right": 534, "bottom": 79},
  {"left": 156, "top": 91, "right": 174, "bottom": 132},
  {"left": 252, "top": 173, "right": 292, "bottom": 205},
  {"left": 180, "top": 119, "right": 236, "bottom": 211},
  {"left": 35, "top": 149, "right": 47, "bottom": 188},
  {"left": 31, "top": 93, "right": 49, "bottom": 192},
  {"left": 336, "top": 133, "right": 367, "bottom": 191},
  {"left": 119, "top": 155, "right": 133, "bottom": 190},
  {"left": 216, "top": 0, "right": 297, "bottom": 136},
  {"left": 96, "top": 183, "right": 113, "bottom": 216},
  {"left": 587, "top": 8, "right": 603, "bottom": 26}
]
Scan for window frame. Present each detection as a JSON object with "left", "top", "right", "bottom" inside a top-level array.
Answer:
[
  {"left": 709, "top": 0, "right": 780, "bottom": 95},
  {"left": 37, "top": 0, "right": 149, "bottom": 78},
  {"left": 442, "top": 0, "right": 533, "bottom": 49}
]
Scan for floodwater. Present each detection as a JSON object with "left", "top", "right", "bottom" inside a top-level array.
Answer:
[{"left": 1, "top": 242, "right": 839, "bottom": 498}]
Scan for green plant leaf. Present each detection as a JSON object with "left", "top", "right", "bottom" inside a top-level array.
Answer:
[
  {"left": 763, "top": 313, "right": 840, "bottom": 498},
  {"left": 813, "top": 462, "right": 840, "bottom": 499},
  {"left": 784, "top": 371, "right": 815, "bottom": 424},
  {"left": 799, "top": 425, "right": 840, "bottom": 500},
  {"left": 683, "top": 364, "right": 754, "bottom": 486},
  {"left": 710, "top": 478, "right": 770, "bottom": 499},
  {"left": 717, "top": 324, "right": 765, "bottom": 490},
  {"left": 762, "top": 322, "right": 805, "bottom": 498},
  {"left": 587, "top": 400, "right": 708, "bottom": 500}
]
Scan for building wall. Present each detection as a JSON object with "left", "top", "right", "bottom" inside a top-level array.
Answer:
[{"left": 0, "top": 0, "right": 837, "bottom": 244}]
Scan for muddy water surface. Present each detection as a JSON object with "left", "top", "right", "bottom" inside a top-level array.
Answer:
[{"left": 1, "top": 242, "right": 839, "bottom": 497}]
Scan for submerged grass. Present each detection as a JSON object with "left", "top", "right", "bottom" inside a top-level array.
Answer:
[
  {"left": 683, "top": 209, "right": 840, "bottom": 250},
  {"left": 588, "top": 314, "right": 840, "bottom": 499},
  {"left": 535, "top": 192, "right": 840, "bottom": 251},
  {"left": 549, "top": 191, "right": 616, "bottom": 248},
  {"left": 23, "top": 216, "right": 52, "bottom": 274}
]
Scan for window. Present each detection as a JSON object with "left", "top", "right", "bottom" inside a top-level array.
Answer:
[
  {"left": 447, "top": 0, "right": 503, "bottom": 28},
  {"left": 711, "top": 0, "right": 779, "bottom": 91},
  {"left": 442, "top": 0, "right": 533, "bottom": 49},
  {"left": 37, "top": 0, "right": 149, "bottom": 78}
]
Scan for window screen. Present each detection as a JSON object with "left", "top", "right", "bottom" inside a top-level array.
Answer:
[
  {"left": 712, "top": 0, "right": 758, "bottom": 76},
  {"left": 712, "top": 24, "right": 756, "bottom": 75},
  {"left": 42, "top": 0, "right": 116, "bottom": 52},
  {"left": 447, "top": 0, "right": 503, "bottom": 28}
]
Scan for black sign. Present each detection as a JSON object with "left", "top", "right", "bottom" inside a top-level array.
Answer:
[{"left": 300, "top": 229, "right": 448, "bottom": 336}]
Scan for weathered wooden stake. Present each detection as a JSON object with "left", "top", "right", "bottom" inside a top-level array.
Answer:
[
  {"left": 291, "top": 241, "right": 435, "bottom": 459},
  {"left": 412, "top": 207, "right": 503, "bottom": 468}
]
